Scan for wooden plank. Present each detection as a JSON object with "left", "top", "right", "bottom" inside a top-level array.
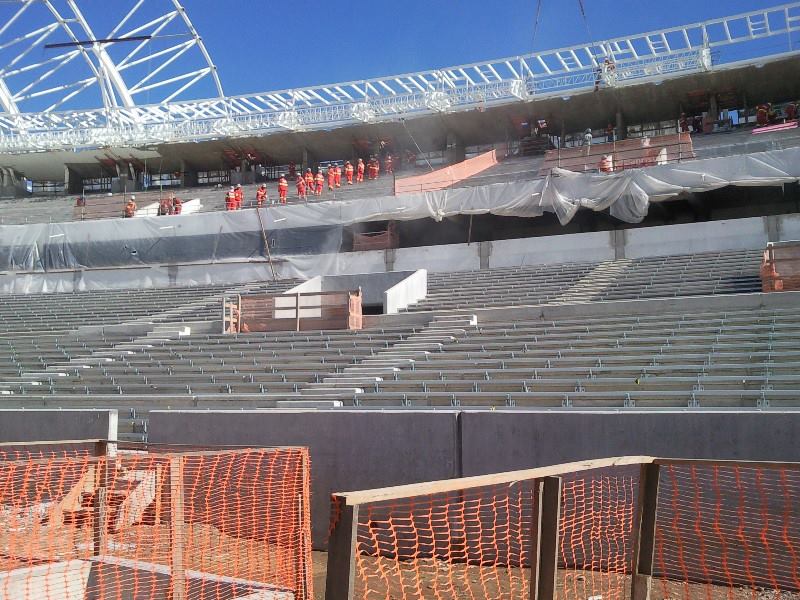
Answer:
[
  {"left": 325, "top": 501, "right": 359, "bottom": 600},
  {"left": 169, "top": 456, "right": 187, "bottom": 600},
  {"left": 93, "top": 441, "right": 110, "bottom": 556},
  {"left": 530, "top": 477, "right": 562, "bottom": 600},
  {"left": 629, "top": 463, "right": 660, "bottom": 600},
  {"left": 337, "top": 456, "right": 654, "bottom": 505},
  {"left": 654, "top": 458, "right": 800, "bottom": 470}
]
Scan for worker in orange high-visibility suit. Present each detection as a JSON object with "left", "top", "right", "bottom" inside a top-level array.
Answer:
[
  {"left": 327, "top": 165, "right": 336, "bottom": 191},
  {"left": 314, "top": 170, "right": 324, "bottom": 196},
  {"left": 356, "top": 158, "right": 365, "bottom": 183},
  {"left": 256, "top": 184, "right": 268, "bottom": 207},
  {"left": 756, "top": 103, "right": 770, "bottom": 127},
  {"left": 367, "top": 157, "right": 378, "bottom": 180},
  {"left": 278, "top": 175, "right": 288, "bottom": 204},
  {"left": 344, "top": 161, "right": 354, "bottom": 184},
  {"left": 234, "top": 184, "right": 244, "bottom": 209},
  {"left": 225, "top": 187, "right": 237, "bottom": 211},
  {"left": 384, "top": 155, "right": 393, "bottom": 175},
  {"left": 296, "top": 175, "right": 307, "bottom": 200},
  {"left": 334, "top": 164, "right": 342, "bottom": 187},
  {"left": 304, "top": 168, "right": 314, "bottom": 190}
]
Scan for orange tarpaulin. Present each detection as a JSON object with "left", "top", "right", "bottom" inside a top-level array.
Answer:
[{"left": 394, "top": 149, "right": 498, "bottom": 195}]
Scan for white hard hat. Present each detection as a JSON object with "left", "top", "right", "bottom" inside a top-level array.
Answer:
[{"left": 130, "top": 195, "right": 136, "bottom": 200}]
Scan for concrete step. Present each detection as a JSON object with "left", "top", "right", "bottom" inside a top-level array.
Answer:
[
  {"left": 393, "top": 343, "right": 444, "bottom": 350},
  {"left": 299, "top": 387, "right": 362, "bottom": 396},
  {"left": 320, "top": 377, "right": 384, "bottom": 385},
  {"left": 339, "top": 367, "right": 400, "bottom": 374}
]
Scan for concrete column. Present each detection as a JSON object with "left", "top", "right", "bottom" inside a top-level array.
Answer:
[
  {"left": 708, "top": 94, "right": 719, "bottom": 122},
  {"left": 764, "top": 215, "right": 781, "bottom": 243},
  {"left": 445, "top": 132, "right": 466, "bottom": 164},
  {"left": 64, "top": 165, "right": 71, "bottom": 195},
  {"left": 384, "top": 248, "right": 396, "bottom": 272},
  {"left": 479, "top": 241, "right": 492, "bottom": 270},
  {"left": 611, "top": 229, "right": 627, "bottom": 260},
  {"left": 302, "top": 148, "right": 310, "bottom": 171},
  {"left": 616, "top": 109, "right": 626, "bottom": 141}
]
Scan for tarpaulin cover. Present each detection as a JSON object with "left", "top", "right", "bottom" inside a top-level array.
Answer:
[{"left": 0, "top": 146, "right": 797, "bottom": 273}]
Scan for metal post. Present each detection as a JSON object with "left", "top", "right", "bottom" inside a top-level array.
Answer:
[
  {"left": 630, "top": 463, "right": 661, "bottom": 600},
  {"left": 255, "top": 206, "right": 278, "bottom": 280},
  {"left": 530, "top": 476, "right": 562, "bottom": 600},
  {"left": 295, "top": 294, "right": 301, "bottom": 332},
  {"left": 325, "top": 501, "right": 359, "bottom": 600},
  {"left": 169, "top": 456, "right": 187, "bottom": 600}
]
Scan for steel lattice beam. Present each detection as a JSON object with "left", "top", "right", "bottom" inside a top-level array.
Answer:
[{"left": 1, "top": 2, "right": 799, "bottom": 152}]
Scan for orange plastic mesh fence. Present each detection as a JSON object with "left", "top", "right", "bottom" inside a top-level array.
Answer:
[
  {"left": 352, "top": 467, "right": 637, "bottom": 600},
  {"left": 0, "top": 446, "right": 313, "bottom": 600},
  {"left": 654, "top": 463, "right": 800, "bottom": 597},
  {"left": 346, "top": 462, "right": 800, "bottom": 600}
]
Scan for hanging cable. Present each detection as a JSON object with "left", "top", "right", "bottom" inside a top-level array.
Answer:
[
  {"left": 531, "top": 0, "right": 544, "bottom": 49},
  {"left": 401, "top": 119, "right": 434, "bottom": 172}
]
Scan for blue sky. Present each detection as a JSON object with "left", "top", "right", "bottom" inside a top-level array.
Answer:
[{"left": 187, "top": 0, "right": 789, "bottom": 94}]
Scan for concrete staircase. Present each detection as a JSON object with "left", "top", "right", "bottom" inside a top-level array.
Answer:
[
  {"left": 300, "top": 314, "right": 479, "bottom": 400},
  {"left": 552, "top": 259, "right": 633, "bottom": 304}
]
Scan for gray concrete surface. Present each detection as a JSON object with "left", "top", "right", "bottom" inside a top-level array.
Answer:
[
  {"left": 459, "top": 410, "right": 800, "bottom": 476},
  {"left": 0, "top": 409, "right": 117, "bottom": 443},
  {"left": 148, "top": 409, "right": 460, "bottom": 548}
]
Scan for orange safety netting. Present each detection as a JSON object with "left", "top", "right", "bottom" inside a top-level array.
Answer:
[
  {"left": 348, "top": 462, "right": 800, "bottom": 600},
  {"left": 761, "top": 243, "right": 800, "bottom": 292},
  {"left": 352, "top": 468, "right": 637, "bottom": 600},
  {"left": 0, "top": 446, "right": 313, "bottom": 600}
]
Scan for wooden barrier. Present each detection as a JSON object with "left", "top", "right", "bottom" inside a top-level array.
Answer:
[
  {"left": 225, "top": 290, "right": 363, "bottom": 333},
  {"left": 352, "top": 222, "right": 398, "bottom": 252},
  {"left": 539, "top": 133, "right": 695, "bottom": 175}
]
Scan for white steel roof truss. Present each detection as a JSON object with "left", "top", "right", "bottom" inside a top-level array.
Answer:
[{"left": 128, "top": 41, "right": 194, "bottom": 92}]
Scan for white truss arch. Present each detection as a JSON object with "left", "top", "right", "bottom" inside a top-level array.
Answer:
[{"left": 0, "top": 0, "right": 223, "bottom": 117}]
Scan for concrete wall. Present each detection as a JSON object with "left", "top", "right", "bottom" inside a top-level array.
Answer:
[
  {"left": 624, "top": 217, "right": 768, "bottom": 259},
  {"left": 489, "top": 232, "right": 616, "bottom": 267},
  {"left": 459, "top": 410, "right": 800, "bottom": 476},
  {"left": 385, "top": 269, "right": 427, "bottom": 314},
  {"left": 148, "top": 410, "right": 460, "bottom": 548},
  {"left": 147, "top": 405, "right": 800, "bottom": 549},
  {"left": 0, "top": 409, "right": 117, "bottom": 443}
]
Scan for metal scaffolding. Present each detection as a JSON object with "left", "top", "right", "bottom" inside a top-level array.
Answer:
[{"left": 0, "top": 2, "right": 799, "bottom": 153}]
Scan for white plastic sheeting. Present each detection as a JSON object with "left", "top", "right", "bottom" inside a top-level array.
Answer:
[{"left": 0, "top": 146, "right": 796, "bottom": 275}]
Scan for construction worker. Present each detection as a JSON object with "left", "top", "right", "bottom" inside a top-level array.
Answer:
[
  {"left": 327, "top": 165, "right": 336, "bottom": 191},
  {"left": 123, "top": 196, "right": 136, "bottom": 218},
  {"left": 225, "top": 186, "right": 237, "bottom": 211},
  {"left": 786, "top": 102, "right": 798, "bottom": 122},
  {"left": 234, "top": 183, "right": 244, "bottom": 209},
  {"left": 256, "top": 184, "right": 268, "bottom": 207},
  {"left": 158, "top": 196, "right": 172, "bottom": 216},
  {"left": 599, "top": 154, "right": 614, "bottom": 173},
  {"left": 679, "top": 113, "right": 690, "bottom": 133},
  {"left": 314, "top": 169, "right": 324, "bottom": 196},
  {"left": 756, "top": 103, "right": 770, "bottom": 127},
  {"left": 384, "top": 155, "right": 393, "bottom": 175},
  {"left": 356, "top": 158, "right": 365, "bottom": 183},
  {"left": 344, "top": 161, "right": 354, "bottom": 184},
  {"left": 334, "top": 163, "right": 342, "bottom": 187},
  {"left": 368, "top": 157, "right": 378, "bottom": 180},
  {"left": 172, "top": 195, "right": 182, "bottom": 215},
  {"left": 278, "top": 175, "right": 288, "bottom": 204},
  {"left": 304, "top": 168, "right": 314, "bottom": 190},
  {"left": 296, "top": 174, "right": 307, "bottom": 200}
]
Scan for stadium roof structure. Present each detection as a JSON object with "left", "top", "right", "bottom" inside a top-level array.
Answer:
[{"left": 1, "top": 2, "right": 800, "bottom": 156}]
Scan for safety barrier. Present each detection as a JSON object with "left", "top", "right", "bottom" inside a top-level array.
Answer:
[
  {"left": 394, "top": 150, "right": 498, "bottom": 195},
  {"left": 0, "top": 440, "right": 313, "bottom": 600},
  {"left": 326, "top": 456, "right": 800, "bottom": 600},
  {"left": 539, "top": 133, "right": 695, "bottom": 175},
  {"left": 761, "top": 240, "right": 800, "bottom": 292},
  {"left": 225, "top": 290, "right": 363, "bottom": 333}
]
